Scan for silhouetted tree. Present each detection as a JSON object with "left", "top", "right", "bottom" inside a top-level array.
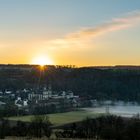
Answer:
[
  {"left": 28, "top": 115, "right": 52, "bottom": 138},
  {"left": 0, "top": 118, "right": 10, "bottom": 139}
]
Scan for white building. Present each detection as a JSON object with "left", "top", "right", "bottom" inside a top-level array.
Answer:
[
  {"left": 15, "top": 97, "right": 28, "bottom": 107},
  {"left": 0, "top": 101, "right": 6, "bottom": 106},
  {"left": 28, "top": 93, "right": 44, "bottom": 100},
  {"left": 5, "top": 90, "right": 12, "bottom": 94},
  {"left": 28, "top": 85, "right": 52, "bottom": 101},
  {"left": 15, "top": 97, "right": 23, "bottom": 107},
  {"left": 66, "top": 91, "right": 74, "bottom": 99},
  {"left": 23, "top": 99, "right": 28, "bottom": 106}
]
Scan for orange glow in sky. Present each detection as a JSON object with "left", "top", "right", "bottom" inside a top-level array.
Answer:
[{"left": 0, "top": 1, "right": 140, "bottom": 66}]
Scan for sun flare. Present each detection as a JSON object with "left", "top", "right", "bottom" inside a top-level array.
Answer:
[{"left": 31, "top": 56, "right": 53, "bottom": 66}]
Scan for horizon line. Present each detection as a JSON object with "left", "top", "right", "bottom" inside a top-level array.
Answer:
[{"left": 0, "top": 64, "right": 140, "bottom": 67}]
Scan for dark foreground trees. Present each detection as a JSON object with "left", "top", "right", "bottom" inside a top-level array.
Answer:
[
  {"left": 1, "top": 115, "right": 140, "bottom": 139},
  {"left": 0, "top": 115, "right": 52, "bottom": 139},
  {"left": 12, "top": 121, "right": 28, "bottom": 137},
  {"left": 28, "top": 115, "right": 52, "bottom": 138},
  {"left": 55, "top": 115, "right": 140, "bottom": 140},
  {"left": 0, "top": 118, "right": 10, "bottom": 139}
]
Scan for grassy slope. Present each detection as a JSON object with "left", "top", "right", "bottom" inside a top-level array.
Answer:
[{"left": 9, "top": 110, "right": 102, "bottom": 126}]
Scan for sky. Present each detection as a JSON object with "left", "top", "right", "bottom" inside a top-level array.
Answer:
[{"left": 0, "top": 0, "right": 140, "bottom": 66}]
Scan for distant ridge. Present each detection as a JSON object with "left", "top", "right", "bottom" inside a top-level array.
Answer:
[
  {"left": 0, "top": 64, "right": 140, "bottom": 70},
  {"left": 81, "top": 65, "right": 140, "bottom": 70}
]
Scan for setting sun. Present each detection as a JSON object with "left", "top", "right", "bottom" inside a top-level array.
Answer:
[{"left": 31, "top": 56, "right": 53, "bottom": 66}]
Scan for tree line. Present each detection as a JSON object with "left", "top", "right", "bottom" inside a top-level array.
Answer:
[
  {"left": 55, "top": 115, "right": 140, "bottom": 140},
  {"left": 1, "top": 66, "right": 140, "bottom": 101},
  {"left": 0, "top": 100, "right": 78, "bottom": 117},
  {"left": 1, "top": 115, "right": 140, "bottom": 139},
  {"left": 0, "top": 115, "right": 52, "bottom": 139}
]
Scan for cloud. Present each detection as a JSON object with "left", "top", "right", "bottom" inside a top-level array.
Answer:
[
  {"left": 44, "top": 10, "right": 140, "bottom": 50},
  {"left": 67, "top": 10, "right": 140, "bottom": 40}
]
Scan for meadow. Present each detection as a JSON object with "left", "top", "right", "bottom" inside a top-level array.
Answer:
[{"left": 9, "top": 110, "right": 102, "bottom": 126}]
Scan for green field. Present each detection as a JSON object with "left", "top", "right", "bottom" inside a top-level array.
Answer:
[{"left": 9, "top": 110, "right": 102, "bottom": 126}]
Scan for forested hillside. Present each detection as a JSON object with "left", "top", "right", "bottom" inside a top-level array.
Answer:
[{"left": 0, "top": 65, "right": 140, "bottom": 101}]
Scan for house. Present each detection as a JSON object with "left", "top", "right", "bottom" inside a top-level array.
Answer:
[
  {"left": 5, "top": 90, "right": 12, "bottom": 94},
  {"left": 15, "top": 97, "right": 28, "bottom": 108},
  {"left": 0, "top": 91, "right": 3, "bottom": 95},
  {"left": 66, "top": 91, "right": 74, "bottom": 99},
  {"left": 23, "top": 99, "right": 28, "bottom": 106},
  {"left": 15, "top": 97, "right": 23, "bottom": 107},
  {"left": 0, "top": 101, "right": 6, "bottom": 106}
]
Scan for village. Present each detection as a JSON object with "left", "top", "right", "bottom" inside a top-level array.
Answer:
[{"left": 0, "top": 84, "right": 83, "bottom": 115}]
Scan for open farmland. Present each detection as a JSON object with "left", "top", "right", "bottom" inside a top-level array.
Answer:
[{"left": 9, "top": 110, "right": 103, "bottom": 126}]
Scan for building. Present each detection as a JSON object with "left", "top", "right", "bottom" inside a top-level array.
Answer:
[
  {"left": 28, "top": 85, "right": 52, "bottom": 101},
  {"left": 15, "top": 97, "right": 28, "bottom": 108}
]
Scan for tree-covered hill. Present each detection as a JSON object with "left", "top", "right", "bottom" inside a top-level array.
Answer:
[{"left": 0, "top": 65, "right": 140, "bottom": 101}]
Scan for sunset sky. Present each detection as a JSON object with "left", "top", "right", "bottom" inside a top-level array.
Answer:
[{"left": 0, "top": 0, "right": 140, "bottom": 66}]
